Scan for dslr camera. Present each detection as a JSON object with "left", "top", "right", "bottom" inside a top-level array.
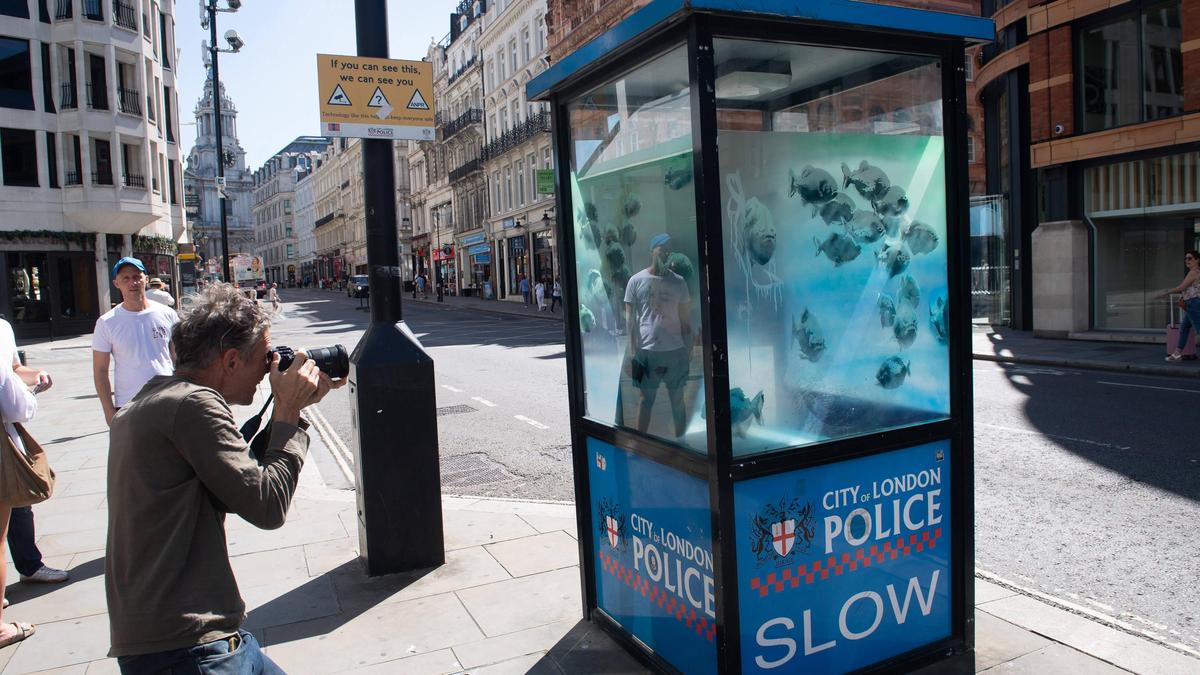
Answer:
[{"left": 270, "top": 345, "right": 350, "bottom": 379}]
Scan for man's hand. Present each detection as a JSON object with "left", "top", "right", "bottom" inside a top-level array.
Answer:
[
  {"left": 268, "top": 351, "right": 345, "bottom": 425},
  {"left": 103, "top": 403, "right": 117, "bottom": 426},
  {"left": 32, "top": 370, "right": 51, "bottom": 393}
]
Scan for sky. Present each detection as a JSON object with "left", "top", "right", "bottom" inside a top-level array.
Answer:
[{"left": 177, "top": 0, "right": 455, "bottom": 168}]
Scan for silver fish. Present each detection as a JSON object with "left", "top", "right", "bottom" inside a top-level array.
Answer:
[
  {"left": 845, "top": 210, "right": 887, "bottom": 244},
  {"left": 579, "top": 305, "right": 596, "bottom": 333},
  {"left": 817, "top": 192, "right": 856, "bottom": 227},
  {"left": 842, "top": 160, "right": 891, "bottom": 203},
  {"left": 624, "top": 193, "right": 641, "bottom": 219},
  {"left": 741, "top": 198, "right": 777, "bottom": 266},
  {"left": 877, "top": 241, "right": 912, "bottom": 279},
  {"left": 619, "top": 221, "right": 638, "bottom": 247},
  {"left": 605, "top": 241, "right": 626, "bottom": 269},
  {"left": 873, "top": 185, "right": 909, "bottom": 218},
  {"left": 894, "top": 303, "right": 918, "bottom": 348},
  {"left": 664, "top": 157, "right": 693, "bottom": 190},
  {"left": 814, "top": 232, "right": 862, "bottom": 266},
  {"left": 792, "top": 309, "right": 827, "bottom": 362},
  {"left": 730, "top": 388, "right": 765, "bottom": 438},
  {"left": 897, "top": 274, "right": 921, "bottom": 309},
  {"left": 903, "top": 220, "right": 940, "bottom": 255},
  {"left": 877, "top": 293, "right": 896, "bottom": 328},
  {"left": 667, "top": 252, "right": 695, "bottom": 283},
  {"left": 876, "top": 356, "right": 911, "bottom": 389},
  {"left": 929, "top": 296, "right": 948, "bottom": 343},
  {"left": 789, "top": 165, "right": 838, "bottom": 209}
]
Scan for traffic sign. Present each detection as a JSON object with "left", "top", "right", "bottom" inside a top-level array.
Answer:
[{"left": 317, "top": 54, "right": 435, "bottom": 140}]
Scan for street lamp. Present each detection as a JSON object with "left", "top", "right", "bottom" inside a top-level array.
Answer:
[{"left": 200, "top": 0, "right": 245, "bottom": 283}]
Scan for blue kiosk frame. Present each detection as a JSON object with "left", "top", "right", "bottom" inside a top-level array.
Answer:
[{"left": 529, "top": 2, "right": 993, "bottom": 672}]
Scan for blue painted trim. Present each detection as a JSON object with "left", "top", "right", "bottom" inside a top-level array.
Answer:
[{"left": 527, "top": 0, "right": 994, "bottom": 101}]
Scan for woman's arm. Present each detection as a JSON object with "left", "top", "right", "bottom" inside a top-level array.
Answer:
[
  {"left": 1159, "top": 270, "right": 1200, "bottom": 297},
  {"left": 0, "top": 364, "right": 37, "bottom": 425}
]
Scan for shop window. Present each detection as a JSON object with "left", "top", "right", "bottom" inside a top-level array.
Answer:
[
  {"left": 1, "top": 127, "right": 38, "bottom": 186},
  {"left": 1079, "top": 0, "right": 1182, "bottom": 133},
  {"left": 0, "top": 37, "right": 34, "bottom": 110},
  {"left": 6, "top": 252, "right": 49, "bottom": 324}
]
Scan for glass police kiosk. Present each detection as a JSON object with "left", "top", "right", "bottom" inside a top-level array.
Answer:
[{"left": 529, "top": 2, "right": 992, "bottom": 672}]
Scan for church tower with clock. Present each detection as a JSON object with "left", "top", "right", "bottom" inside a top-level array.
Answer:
[{"left": 183, "top": 73, "right": 255, "bottom": 272}]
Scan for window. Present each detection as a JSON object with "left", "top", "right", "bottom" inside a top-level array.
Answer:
[
  {"left": 1, "top": 128, "right": 38, "bottom": 186},
  {"left": 39, "top": 42, "right": 52, "bottom": 113},
  {"left": 511, "top": 99, "right": 520, "bottom": 126},
  {"left": 45, "top": 131, "right": 57, "bottom": 187},
  {"left": 1079, "top": 0, "right": 1182, "bottom": 133},
  {"left": 521, "top": 28, "right": 530, "bottom": 64},
  {"left": 534, "top": 15, "right": 545, "bottom": 52},
  {"left": 164, "top": 85, "right": 174, "bottom": 142},
  {"left": 543, "top": 147, "right": 551, "bottom": 169},
  {"left": 492, "top": 170, "right": 501, "bottom": 212},
  {"left": 509, "top": 39, "right": 517, "bottom": 73},
  {"left": 159, "top": 12, "right": 169, "bottom": 69},
  {"left": 967, "top": 135, "right": 976, "bottom": 163},
  {"left": 497, "top": 48, "right": 505, "bottom": 81},
  {"left": 528, "top": 152, "right": 537, "bottom": 197},
  {"left": 284, "top": 199, "right": 291, "bottom": 214},
  {"left": 0, "top": 37, "right": 34, "bottom": 110},
  {"left": 499, "top": 107, "right": 507, "bottom": 133},
  {"left": 0, "top": 0, "right": 29, "bottom": 18},
  {"left": 504, "top": 166, "right": 512, "bottom": 211},
  {"left": 516, "top": 160, "right": 524, "bottom": 206},
  {"left": 168, "top": 158, "right": 177, "bottom": 203}
]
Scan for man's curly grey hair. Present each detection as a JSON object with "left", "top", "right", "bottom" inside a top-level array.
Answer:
[{"left": 172, "top": 283, "right": 270, "bottom": 372}]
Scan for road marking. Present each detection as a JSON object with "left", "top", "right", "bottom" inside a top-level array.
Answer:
[
  {"left": 305, "top": 403, "right": 355, "bottom": 484},
  {"left": 514, "top": 414, "right": 549, "bottom": 430},
  {"left": 976, "top": 422, "right": 1131, "bottom": 450},
  {"left": 472, "top": 396, "right": 497, "bottom": 407},
  {"left": 441, "top": 384, "right": 464, "bottom": 392},
  {"left": 1098, "top": 380, "right": 1200, "bottom": 394}
]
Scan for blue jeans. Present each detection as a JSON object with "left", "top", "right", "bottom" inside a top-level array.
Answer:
[
  {"left": 117, "top": 631, "right": 284, "bottom": 675},
  {"left": 1178, "top": 298, "right": 1200, "bottom": 350},
  {"left": 7, "top": 506, "right": 43, "bottom": 577}
]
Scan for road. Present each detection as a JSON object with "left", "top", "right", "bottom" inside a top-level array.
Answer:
[{"left": 277, "top": 289, "right": 1200, "bottom": 656}]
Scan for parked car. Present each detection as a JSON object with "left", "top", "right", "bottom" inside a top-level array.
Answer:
[{"left": 348, "top": 274, "right": 369, "bottom": 299}]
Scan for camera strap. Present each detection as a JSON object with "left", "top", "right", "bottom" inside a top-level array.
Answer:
[{"left": 239, "top": 394, "right": 274, "bottom": 443}]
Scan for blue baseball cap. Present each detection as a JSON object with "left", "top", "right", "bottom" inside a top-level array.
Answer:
[
  {"left": 111, "top": 256, "right": 146, "bottom": 279},
  {"left": 650, "top": 233, "right": 672, "bottom": 251}
]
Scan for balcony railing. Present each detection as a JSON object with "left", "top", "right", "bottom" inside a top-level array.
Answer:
[
  {"left": 314, "top": 212, "right": 335, "bottom": 227},
  {"left": 449, "top": 157, "right": 482, "bottom": 183},
  {"left": 117, "top": 87, "right": 141, "bottom": 115},
  {"left": 447, "top": 56, "right": 477, "bottom": 86},
  {"left": 64, "top": 171, "right": 82, "bottom": 186},
  {"left": 92, "top": 171, "right": 114, "bottom": 186},
  {"left": 122, "top": 173, "right": 145, "bottom": 189},
  {"left": 112, "top": 0, "right": 137, "bottom": 30},
  {"left": 86, "top": 83, "right": 108, "bottom": 110},
  {"left": 482, "top": 112, "right": 551, "bottom": 161},
  {"left": 54, "top": 0, "right": 72, "bottom": 20},
  {"left": 441, "top": 108, "right": 482, "bottom": 141},
  {"left": 83, "top": 0, "right": 102, "bottom": 21},
  {"left": 59, "top": 82, "right": 77, "bottom": 110}
]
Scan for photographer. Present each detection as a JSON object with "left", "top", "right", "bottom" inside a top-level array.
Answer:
[{"left": 105, "top": 284, "right": 344, "bottom": 674}]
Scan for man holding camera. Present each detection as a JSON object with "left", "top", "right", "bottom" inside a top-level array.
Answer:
[{"left": 105, "top": 284, "right": 344, "bottom": 674}]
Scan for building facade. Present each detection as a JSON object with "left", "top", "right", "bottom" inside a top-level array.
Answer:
[
  {"left": 294, "top": 166, "right": 317, "bottom": 287},
  {"left": 183, "top": 75, "right": 253, "bottom": 279},
  {"left": 0, "top": 0, "right": 185, "bottom": 337},
  {"left": 977, "top": 0, "right": 1198, "bottom": 337},
  {"left": 250, "top": 137, "right": 327, "bottom": 286},
  {"left": 409, "top": 38, "right": 457, "bottom": 294}
]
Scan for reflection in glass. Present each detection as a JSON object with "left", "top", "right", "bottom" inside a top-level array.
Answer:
[
  {"left": 566, "top": 46, "right": 707, "bottom": 452},
  {"left": 6, "top": 252, "right": 49, "bottom": 323},
  {"left": 713, "top": 39, "right": 949, "bottom": 455},
  {"left": 1080, "top": 15, "right": 1140, "bottom": 132},
  {"left": 1142, "top": 0, "right": 1183, "bottom": 122}
]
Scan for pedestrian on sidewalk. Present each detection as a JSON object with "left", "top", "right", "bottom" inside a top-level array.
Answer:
[
  {"left": 1159, "top": 249, "right": 1200, "bottom": 362},
  {"left": 416, "top": 273, "right": 427, "bottom": 299},
  {"left": 145, "top": 278, "right": 175, "bottom": 308},
  {"left": 519, "top": 275, "right": 531, "bottom": 305},
  {"left": 551, "top": 277, "right": 562, "bottom": 313},
  {"left": 105, "top": 284, "right": 344, "bottom": 674},
  {"left": 535, "top": 278, "right": 547, "bottom": 311},
  {"left": 267, "top": 283, "right": 281, "bottom": 314},
  {"left": 0, "top": 319, "right": 42, "bottom": 649},
  {"left": 92, "top": 258, "right": 179, "bottom": 426}
]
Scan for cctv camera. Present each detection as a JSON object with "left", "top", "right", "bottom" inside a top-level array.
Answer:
[
  {"left": 224, "top": 29, "right": 244, "bottom": 51},
  {"left": 226, "top": 0, "right": 242, "bottom": 9},
  {"left": 1054, "top": 123, "right": 1065, "bottom": 135}
]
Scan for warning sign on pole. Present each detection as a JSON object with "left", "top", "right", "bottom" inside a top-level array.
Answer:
[{"left": 317, "top": 54, "right": 435, "bottom": 140}]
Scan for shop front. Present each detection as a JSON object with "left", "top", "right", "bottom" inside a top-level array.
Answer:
[
  {"left": 1, "top": 233, "right": 105, "bottom": 339},
  {"left": 433, "top": 244, "right": 457, "bottom": 296},
  {"left": 458, "top": 232, "right": 493, "bottom": 298},
  {"left": 505, "top": 227, "right": 529, "bottom": 301}
]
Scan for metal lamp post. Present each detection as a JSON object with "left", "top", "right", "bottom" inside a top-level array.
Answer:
[{"left": 201, "top": 0, "right": 245, "bottom": 283}]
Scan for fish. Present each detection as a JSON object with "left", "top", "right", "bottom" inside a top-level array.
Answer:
[
  {"left": 619, "top": 221, "right": 638, "bottom": 247},
  {"left": 792, "top": 309, "right": 827, "bottom": 362},
  {"left": 667, "top": 252, "right": 695, "bottom": 282},
  {"left": 876, "top": 356, "right": 911, "bottom": 389},
  {"left": 578, "top": 220, "right": 597, "bottom": 250},
  {"left": 601, "top": 224, "right": 621, "bottom": 247},
  {"left": 876, "top": 241, "right": 912, "bottom": 279},
  {"left": 664, "top": 157, "right": 693, "bottom": 190},
  {"left": 730, "top": 388, "right": 765, "bottom": 438},
  {"left": 877, "top": 293, "right": 896, "bottom": 328},
  {"left": 897, "top": 274, "right": 921, "bottom": 309},
  {"left": 579, "top": 305, "right": 596, "bottom": 333},
  {"left": 788, "top": 165, "right": 838, "bottom": 209},
  {"left": 584, "top": 202, "right": 598, "bottom": 223},
  {"left": 814, "top": 232, "right": 862, "bottom": 266},
  {"left": 929, "top": 296, "right": 948, "bottom": 343},
  {"left": 611, "top": 264, "right": 632, "bottom": 290},
  {"left": 902, "top": 220, "right": 940, "bottom": 255},
  {"left": 893, "top": 303, "right": 918, "bottom": 348},
  {"left": 816, "top": 192, "right": 856, "bottom": 227},
  {"left": 741, "top": 198, "right": 777, "bottom": 266},
  {"left": 873, "top": 185, "right": 909, "bottom": 219},
  {"left": 624, "top": 193, "right": 642, "bottom": 219},
  {"left": 841, "top": 160, "right": 891, "bottom": 203},
  {"left": 604, "top": 241, "right": 626, "bottom": 269},
  {"left": 845, "top": 210, "right": 887, "bottom": 244}
]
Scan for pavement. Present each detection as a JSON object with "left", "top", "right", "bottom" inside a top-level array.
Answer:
[
  {"left": 3, "top": 305, "right": 1199, "bottom": 673},
  {"left": 973, "top": 325, "right": 1200, "bottom": 378}
]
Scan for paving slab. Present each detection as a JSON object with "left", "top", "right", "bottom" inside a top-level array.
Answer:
[
  {"left": 1, "top": 570, "right": 106, "bottom": 625},
  {"left": 225, "top": 512, "right": 348, "bottom": 557},
  {"left": 230, "top": 546, "right": 312, "bottom": 591},
  {"left": 303, "top": 536, "right": 359, "bottom": 578},
  {"left": 82, "top": 660, "right": 119, "bottom": 675},
  {"left": 517, "top": 513, "right": 579, "bottom": 539},
  {"left": 452, "top": 619, "right": 577, "bottom": 670},
  {"left": 485, "top": 531, "right": 580, "bottom": 578},
  {"left": 341, "top": 649, "right": 464, "bottom": 674},
  {"left": 975, "top": 577, "right": 1019, "bottom": 605},
  {"left": 539, "top": 620, "right": 652, "bottom": 675},
  {"left": 456, "top": 567, "right": 581, "bottom": 637},
  {"left": 441, "top": 508, "right": 539, "bottom": 551},
  {"left": 2, "top": 614, "right": 111, "bottom": 674},
  {"left": 33, "top": 527, "right": 107, "bottom": 558},
  {"left": 973, "top": 610, "right": 1053, "bottom": 670},
  {"left": 978, "top": 643, "right": 1130, "bottom": 674},
  {"left": 242, "top": 573, "right": 342, "bottom": 632},
  {"left": 331, "top": 545, "right": 512, "bottom": 611}
]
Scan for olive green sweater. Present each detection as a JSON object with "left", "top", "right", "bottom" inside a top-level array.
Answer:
[{"left": 105, "top": 375, "right": 309, "bottom": 657}]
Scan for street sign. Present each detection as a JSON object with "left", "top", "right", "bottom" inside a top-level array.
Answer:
[
  {"left": 536, "top": 169, "right": 555, "bottom": 195},
  {"left": 317, "top": 54, "right": 435, "bottom": 140}
]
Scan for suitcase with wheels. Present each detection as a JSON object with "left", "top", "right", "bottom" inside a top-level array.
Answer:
[{"left": 1166, "top": 294, "right": 1197, "bottom": 358}]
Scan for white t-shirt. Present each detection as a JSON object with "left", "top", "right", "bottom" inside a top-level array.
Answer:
[
  {"left": 0, "top": 319, "right": 36, "bottom": 452},
  {"left": 624, "top": 268, "right": 690, "bottom": 352},
  {"left": 92, "top": 303, "right": 179, "bottom": 406},
  {"left": 145, "top": 288, "right": 175, "bottom": 307}
]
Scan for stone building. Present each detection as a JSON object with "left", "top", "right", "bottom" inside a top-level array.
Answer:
[{"left": 250, "top": 137, "right": 327, "bottom": 286}]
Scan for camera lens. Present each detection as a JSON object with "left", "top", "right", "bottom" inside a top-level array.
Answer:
[{"left": 307, "top": 345, "right": 350, "bottom": 379}]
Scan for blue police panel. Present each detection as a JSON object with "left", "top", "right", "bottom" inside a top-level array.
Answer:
[
  {"left": 734, "top": 441, "right": 952, "bottom": 673},
  {"left": 587, "top": 437, "right": 717, "bottom": 675}
]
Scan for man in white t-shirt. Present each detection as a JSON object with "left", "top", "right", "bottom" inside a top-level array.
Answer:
[
  {"left": 624, "top": 233, "right": 693, "bottom": 437},
  {"left": 92, "top": 258, "right": 179, "bottom": 425},
  {"left": 144, "top": 278, "right": 175, "bottom": 307}
]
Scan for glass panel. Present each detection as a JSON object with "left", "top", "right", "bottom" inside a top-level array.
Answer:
[
  {"left": 1142, "top": 0, "right": 1183, "bottom": 122},
  {"left": 566, "top": 45, "right": 706, "bottom": 452},
  {"left": 7, "top": 252, "right": 50, "bottom": 324},
  {"left": 1080, "top": 13, "right": 1140, "bottom": 132},
  {"left": 714, "top": 38, "right": 948, "bottom": 456}
]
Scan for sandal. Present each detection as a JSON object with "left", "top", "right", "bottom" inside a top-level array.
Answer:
[{"left": 0, "top": 622, "right": 35, "bottom": 649}]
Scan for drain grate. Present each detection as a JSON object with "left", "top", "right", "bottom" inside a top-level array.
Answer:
[
  {"left": 437, "top": 404, "right": 477, "bottom": 416},
  {"left": 441, "top": 452, "right": 518, "bottom": 488}
]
